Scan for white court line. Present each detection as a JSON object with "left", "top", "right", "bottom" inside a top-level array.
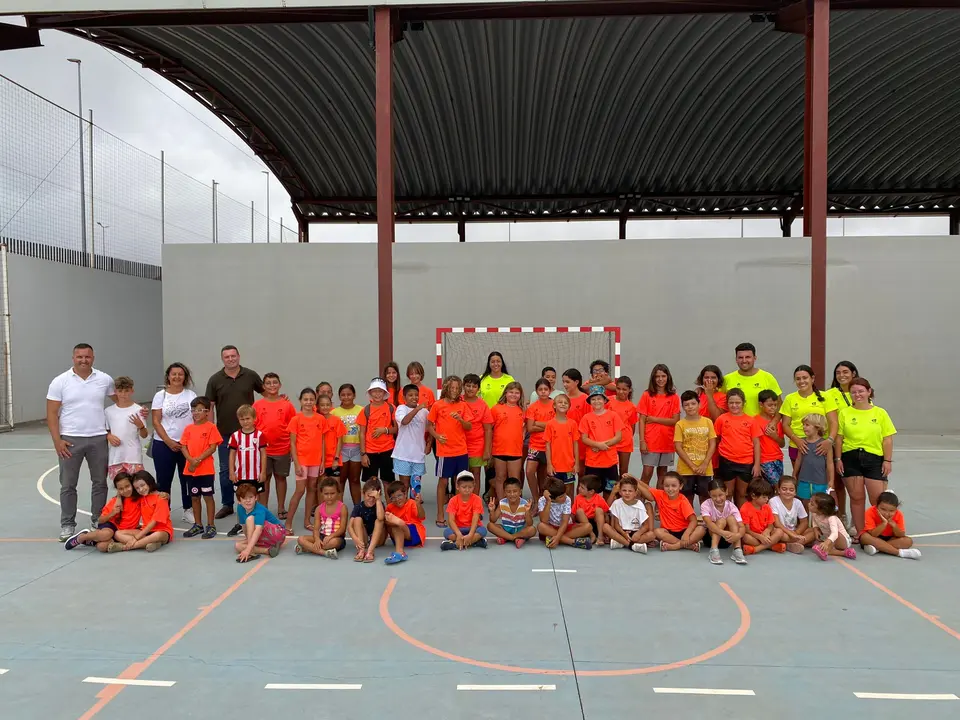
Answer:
[
  {"left": 265, "top": 683, "right": 362, "bottom": 690},
  {"left": 896, "top": 449, "right": 960, "bottom": 453},
  {"left": 458, "top": 684, "right": 556, "bottom": 691},
  {"left": 911, "top": 529, "right": 960, "bottom": 538},
  {"left": 654, "top": 688, "right": 755, "bottom": 696},
  {"left": 531, "top": 568, "right": 576, "bottom": 573},
  {"left": 854, "top": 692, "right": 958, "bottom": 700},
  {"left": 83, "top": 677, "right": 175, "bottom": 687},
  {"left": 0, "top": 669, "right": 8, "bottom": 675},
  {"left": 0, "top": 448, "right": 56, "bottom": 451}
]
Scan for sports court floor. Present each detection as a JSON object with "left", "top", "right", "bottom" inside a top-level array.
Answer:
[{"left": 2, "top": 425, "right": 960, "bottom": 720}]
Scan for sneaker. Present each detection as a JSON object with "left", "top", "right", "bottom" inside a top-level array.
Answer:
[
  {"left": 295, "top": 544, "right": 304, "bottom": 555},
  {"left": 899, "top": 548, "right": 922, "bottom": 560},
  {"left": 743, "top": 545, "right": 756, "bottom": 556},
  {"left": 269, "top": 544, "right": 281, "bottom": 558},
  {"left": 786, "top": 543, "right": 804, "bottom": 554},
  {"left": 843, "top": 547, "right": 857, "bottom": 559},
  {"left": 182, "top": 508, "right": 195, "bottom": 524},
  {"left": 106, "top": 542, "right": 125, "bottom": 553},
  {"left": 862, "top": 544, "right": 879, "bottom": 556},
  {"left": 182, "top": 524, "right": 203, "bottom": 538},
  {"left": 609, "top": 540, "right": 624, "bottom": 550},
  {"left": 771, "top": 543, "right": 787, "bottom": 553},
  {"left": 226, "top": 523, "right": 243, "bottom": 537},
  {"left": 64, "top": 530, "right": 88, "bottom": 550},
  {"left": 324, "top": 548, "right": 338, "bottom": 559},
  {"left": 573, "top": 537, "right": 592, "bottom": 550},
  {"left": 58, "top": 526, "right": 76, "bottom": 542},
  {"left": 709, "top": 548, "right": 723, "bottom": 565},
  {"left": 145, "top": 542, "right": 161, "bottom": 553},
  {"left": 496, "top": 537, "right": 507, "bottom": 545},
  {"left": 731, "top": 548, "right": 748, "bottom": 565},
  {"left": 474, "top": 538, "right": 488, "bottom": 549},
  {"left": 201, "top": 525, "right": 217, "bottom": 539},
  {"left": 631, "top": 543, "right": 648, "bottom": 554},
  {"left": 440, "top": 540, "right": 457, "bottom": 551}
]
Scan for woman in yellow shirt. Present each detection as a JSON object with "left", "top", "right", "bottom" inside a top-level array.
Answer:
[
  {"left": 834, "top": 377, "right": 896, "bottom": 535},
  {"left": 826, "top": 360, "right": 860, "bottom": 530},
  {"left": 780, "top": 365, "right": 838, "bottom": 469}
]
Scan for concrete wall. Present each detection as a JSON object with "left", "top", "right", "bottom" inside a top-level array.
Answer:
[
  {"left": 161, "top": 237, "right": 960, "bottom": 432},
  {"left": 8, "top": 255, "right": 163, "bottom": 423}
]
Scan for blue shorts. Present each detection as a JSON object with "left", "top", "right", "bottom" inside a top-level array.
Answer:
[
  {"left": 405, "top": 524, "right": 422, "bottom": 547},
  {"left": 393, "top": 459, "right": 425, "bottom": 478},
  {"left": 436, "top": 454, "right": 469, "bottom": 479},
  {"left": 761, "top": 460, "right": 784, "bottom": 485},
  {"left": 797, "top": 481, "right": 828, "bottom": 500},
  {"left": 443, "top": 526, "right": 488, "bottom": 540},
  {"left": 501, "top": 524, "right": 526, "bottom": 535},
  {"left": 553, "top": 472, "right": 576, "bottom": 485}
]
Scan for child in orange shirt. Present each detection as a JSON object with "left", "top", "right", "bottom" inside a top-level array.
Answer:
[
  {"left": 714, "top": 388, "right": 762, "bottom": 507},
  {"left": 253, "top": 372, "right": 296, "bottom": 517},
  {"left": 318, "top": 394, "right": 346, "bottom": 496},
  {"left": 180, "top": 396, "right": 223, "bottom": 539},
  {"left": 860, "top": 491, "right": 921, "bottom": 559},
  {"left": 561, "top": 369, "right": 588, "bottom": 475},
  {"left": 64, "top": 471, "right": 141, "bottom": 552},
  {"left": 537, "top": 477, "right": 592, "bottom": 549},
  {"left": 358, "top": 378, "right": 398, "bottom": 484},
  {"left": 579, "top": 386, "right": 624, "bottom": 498},
  {"left": 428, "top": 375, "right": 473, "bottom": 525},
  {"left": 544, "top": 394, "right": 580, "bottom": 500},
  {"left": 525, "top": 378, "right": 556, "bottom": 508},
  {"left": 572, "top": 474, "right": 610, "bottom": 545},
  {"left": 462, "top": 374, "right": 493, "bottom": 487},
  {"left": 441, "top": 471, "right": 487, "bottom": 550},
  {"left": 637, "top": 364, "right": 681, "bottom": 489},
  {"left": 297, "top": 478, "right": 348, "bottom": 558},
  {"left": 406, "top": 361, "right": 436, "bottom": 409},
  {"left": 286, "top": 387, "right": 325, "bottom": 534},
  {"left": 634, "top": 471, "right": 705, "bottom": 552},
  {"left": 383, "top": 480, "right": 426, "bottom": 564},
  {"left": 607, "top": 376, "right": 638, "bottom": 476},
  {"left": 110, "top": 471, "right": 172, "bottom": 552},
  {"left": 491, "top": 381, "right": 525, "bottom": 502},
  {"left": 740, "top": 478, "right": 786, "bottom": 554}
]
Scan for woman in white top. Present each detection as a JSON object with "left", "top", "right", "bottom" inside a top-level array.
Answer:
[{"left": 151, "top": 362, "right": 197, "bottom": 523}]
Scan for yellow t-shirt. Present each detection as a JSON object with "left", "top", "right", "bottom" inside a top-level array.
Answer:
[
  {"left": 826, "top": 387, "right": 853, "bottom": 411},
  {"left": 479, "top": 374, "right": 515, "bottom": 409},
  {"left": 723, "top": 369, "right": 782, "bottom": 417},
  {"left": 780, "top": 391, "right": 836, "bottom": 448},
  {"left": 673, "top": 416, "right": 717, "bottom": 476},
  {"left": 331, "top": 405, "right": 362, "bottom": 444},
  {"left": 837, "top": 405, "right": 896, "bottom": 457}
]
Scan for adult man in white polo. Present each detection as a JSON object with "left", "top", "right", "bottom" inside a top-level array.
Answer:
[{"left": 46, "top": 343, "right": 116, "bottom": 540}]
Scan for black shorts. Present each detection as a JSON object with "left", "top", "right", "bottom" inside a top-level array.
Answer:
[
  {"left": 361, "top": 451, "right": 395, "bottom": 484},
  {"left": 587, "top": 518, "right": 600, "bottom": 537},
  {"left": 584, "top": 465, "right": 619, "bottom": 492},
  {"left": 323, "top": 466, "right": 341, "bottom": 478},
  {"left": 237, "top": 478, "right": 265, "bottom": 494},
  {"left": 681, "top": 474, "right": 712, "bottom": 499},
  {"left": 718, "top": 457, "right": 753, "bottom": 483},
  {"left": 188, "top": 474, "right": 216, "bottom": 497},
  {"left": 526, "top": 449, "right": 547, "bottom": 464},
  {"left": 841, "top": 449, "right": 886, "bottom": 481},
  {"left": 98, "top": 522, "right": 118, "bottom": 532},
  {"left": 493, "top": 454, "right": 522, "bottom": 462},
  {"left": 715, "top": 536, "right": 732, "bottom": 549},
  {"left": 318, "top": 533, "right": 347, "bottom": 550},
  {"left": 661, "top": 528, "right": 685, "bottom": 542}
]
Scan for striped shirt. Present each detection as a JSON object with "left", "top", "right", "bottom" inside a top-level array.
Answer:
[
  {"left": 229, "top": 429, "right": 267, "bottom": 481},
  {"left": 499, "top": 497, "right": 529, "bottom": 533}
]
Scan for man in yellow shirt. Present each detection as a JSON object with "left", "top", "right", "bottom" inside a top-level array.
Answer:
[{"left": 722, "top": 343, "right": 782, "bottom": 417}]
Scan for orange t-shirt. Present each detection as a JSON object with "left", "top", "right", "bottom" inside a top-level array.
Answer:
[
  {"left": 491, "top": 404, "right": 525, "bottom": 457},
  {"left": 699, "top": 391, "right": 728, "bottom": 418},
  {"left": 320, "top": 414, "right": 347, "bottom": 468},
  {"left": 253, "top": 398, "right": 297, "bottom": 457},
  {"left": 864, "top": 506, "right": 905, "bottom": 537},
  {"left": 414, "top": 384, "right": 436, "bottom": 408},
  {"left": 637, "top": 391, "right": 681, "bottom": 453},
  {"left": 427, "top": 399, "right": 470, "bottom": 457},
  {"left": 180, "top": 422, "right": 223, "bottom": 476},
  {"left": 101, "top": 496, "right": 142, "bottom": 530},
  {"left": 525, "top": 400, "right": 556, "bottom": 452},
  {"left": 755, "top": 415, "right": 784, "bottom": 464},
  {"left": 650, "top": 488, "right": 695, "bottom": 532},
  {"left": 463, "top": 398, "right": 493, "bottom": 458},
  {"left": 544, "top": 417, "right": 580, "bottom": 473},
  {"left": 140, "top": 493, "right": 174, "bottom": 538},
  {"left": 607, "top": 398, "right": 638, "bottom": 452},
  {"left": 579, "top": 410, "right": 624, "bottom": 469},
  {"left": 714, "top": 413, "right": 762, "bottom": 465},
  {"left": 573, "top": 492, "right": 610, "bottom": 518},
  {"left": 288, "top": 412, "right": 326, "bottom": 466},
  {"left": 740, "top": 502, "right": 774, "bottom": 534},
  {"left": 357, "top": 403, "right": 396, "bottom": 454},
  {"left": 386, "top": 499, "right": 425, "bottom": 547},
  {"left": 568, "top": 392, "right": 589, "bottom": 461},
  {"left": 446, "top": 493, "right": 484, "bottom": 528}
]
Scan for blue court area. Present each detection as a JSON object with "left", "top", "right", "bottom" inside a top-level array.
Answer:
[{"left": 3, "top": 426, "right": 960, "bottom": 719}]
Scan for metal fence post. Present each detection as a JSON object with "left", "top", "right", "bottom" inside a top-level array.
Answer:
[
  {"left": 212, "top": 180, "right": 218, "bottom": 243},
  {"left": 160, "top": 150, "right": 165, "bottom": 245},
  {"left": 279, "top": 217, "right": 284, "bottom": 243},
  {"left": 250, "top": 201, "right": 254, "bottom": 243}
]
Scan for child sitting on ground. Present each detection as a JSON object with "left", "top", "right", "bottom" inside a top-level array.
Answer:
[
  {"left": 348, "top": 479, "right": 386, "bottom": 562},
  {"left": 860, "top": 491, "right": 921, "bottom": 560},
  {"left": 634, "top": 471, "right": 705, "bottom": 552},
  {"left": 604, "top": 475, "right": 655, "bottom": 554},
  {"left": 487, "top": 476, "right": 537, "bottom": 547},
  {"left": 538, "top": 478, "right": 592, "bottom": 549},
  {"left": 383, "top": 480, "right": 426, "bottom": 565},
  {"left": 442, "top": 471, "right": 488, "bottom": 550},
  {"left": 769, "top": 475, "right": 813, "bottom": 553},
  {"left": 809, "top": 491, "right": 856, "bottom": 561},
  {"left": 109, "top": 471, "right": 172, "bottom": 553},
  {"left": 64, "top": 471, "right": 141, "bottom": 552},
  {"left": 572, "top": 474, "right": 610, "bottom": 545},
  {"left": 234, "top": 482, "right": 286, "bottom": 562},
  {"left": 740, "top": 478, "right": 786, "bottom": 555},
  {"left": 700, "top": 478, "right": 747, "bottom": 565},
  {"left": 297, "top": 478, "right": 348, "bottom": 558}
]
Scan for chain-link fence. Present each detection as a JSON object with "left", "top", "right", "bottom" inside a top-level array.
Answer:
[{"left": 0, "top": 73, "right": 295, "bottom": 278}]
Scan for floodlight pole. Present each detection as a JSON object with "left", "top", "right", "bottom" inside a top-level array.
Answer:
[{"left": 375, "top": 6, "right": 397, "bottom": 371}]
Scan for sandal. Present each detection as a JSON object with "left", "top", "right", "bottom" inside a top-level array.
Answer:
[
  {"left": 363, "top": 551, "right": 375, "bottom": 563},
  {"left": 384, "top": 551, "right": 408, "bottom": 565},
  {"left": 278, "top": 510, "right": 288, "bottom": 520},
  {"left": 435, "top": 520, "right": 447, "bottom": 528},
  {"left": 354, "top": 546, "right": 366, "bottom": 562}
]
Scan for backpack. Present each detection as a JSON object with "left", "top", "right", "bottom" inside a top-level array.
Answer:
[{"left": 363, "top": 402, "right": 396, "bottom": 427}]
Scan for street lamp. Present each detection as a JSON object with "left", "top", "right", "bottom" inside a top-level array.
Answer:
[
  {"left": 67, "top": 58, "right": 88, "bottom": 266},
  {"left": 96, "top": 221, "right": 109, "bottom": 257},
  {"left": 262, "top": 170, "right": 270, "bottom": 243}
]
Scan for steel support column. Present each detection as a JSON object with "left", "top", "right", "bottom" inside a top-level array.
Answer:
[
  {"left": 457, "top": 217, "right": 466, "bottom": 242},
  {"left": 375, "top": 7, "right": 396, "bottom": 370},
  {"left": 806, "top": 0, "right": 830, "bottom": 380},
  {"left": 950, "top": 210, "right": 960, "bottom": 236}
]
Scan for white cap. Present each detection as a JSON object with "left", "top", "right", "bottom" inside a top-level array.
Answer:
[
  {"left": 456, "top": 470, "right": 475, "bottom": 481},
  {"left": 367, "top": 378, "right": 388, "bottom": 394}
]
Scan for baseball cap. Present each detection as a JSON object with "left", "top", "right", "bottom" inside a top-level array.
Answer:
[{"left": 367, "top": 377, "right": 388, "bottom": 394}]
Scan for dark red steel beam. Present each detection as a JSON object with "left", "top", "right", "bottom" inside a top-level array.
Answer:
[
  {"left": 375, "top": 7, "right": 396, "bottom": 372},
  {"left": 25, "top": 9, "right": 364, "bottom": 29},
  {"left": 0, "top": 22, "right": 41, "bottom": 51}
]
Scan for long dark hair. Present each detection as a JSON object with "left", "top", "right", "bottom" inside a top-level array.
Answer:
[
  {"left": 164, "top": 362, "right": 193, "bottom": 388},
  {"left": 831, "top": 360, "right": 859, "bottom": 390},
  {"left": 382, "top": 361, "right": 401, "bottom": 396},
  {"left": 481, "top": 351, "right": 509, "bottom": 380},
  {"left": 696, "top": 364, "right": 724, "bottom": 393},
  {"left": 647, "top": 363, "right": 676, "bottom": 396},
  {"left": 562, "top": 368, "right": 583, "bottom": 392},
  {"left": 793, "top": 364, "right": 824, "bottom": 403}
]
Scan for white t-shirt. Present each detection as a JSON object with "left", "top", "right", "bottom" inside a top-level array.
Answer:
[
  {"left": 392, "top": 404, "right": 427, "bottom": 463},
  {"left": 104, "top": 403, "right": 145, "bottom": 466},
  {"left": 151, "top": 388, "right": 197, "bottom": 442},
  {"left": 609, "top": 498, "right": 649, "bottom": 532},
  {"left": 46, "top": 368, "right": 115, "bottom": 437},
  {"left": 769, "top": 496, "right": 807, "bottom": 531}
]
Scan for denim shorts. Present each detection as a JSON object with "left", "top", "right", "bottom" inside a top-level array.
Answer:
[
  {"left": 341, "top": 444, "right": 362, "bottom": 463},
  {"left": 393, "top": 459, "right": 425, "bottom": 478}
]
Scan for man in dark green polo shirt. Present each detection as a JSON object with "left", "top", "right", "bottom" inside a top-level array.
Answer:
[{"left": 205, "top": 345, "right": 263, "bottom": 520}]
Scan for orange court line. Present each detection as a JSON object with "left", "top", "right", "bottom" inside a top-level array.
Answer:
[
  {"left": 916, "top": 543, "right": 960, "bottom": 548},
  {"left": 379, "top": 577, "right": 750, "bottom": 677},
  {"left": 76, "top": 559, "right": 268, "bottom": 720},
  {"left": 837, "top": 559, "right": 960, "bottom": 643}
]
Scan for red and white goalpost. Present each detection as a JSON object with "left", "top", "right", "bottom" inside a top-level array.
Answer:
[{"left": 435, "top": 326, "right": 621, "bottom": 392}]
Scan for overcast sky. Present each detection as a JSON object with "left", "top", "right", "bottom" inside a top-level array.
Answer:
[{"left": 0, "top": 18, "right": 950, "bottom": 247}]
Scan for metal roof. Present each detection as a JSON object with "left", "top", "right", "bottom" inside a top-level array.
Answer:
[{"left": 25, "top": 5, "right": 960, "bottom": 221}]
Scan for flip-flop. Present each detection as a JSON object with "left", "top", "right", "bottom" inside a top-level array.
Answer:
[
  {"left": 435, "top": 521, "right": 447, "bottom": 528},
  {"left": 353, "top": 548, "right": 366, "bottom": 562},
  {"left": 278, "top": 510, "right": 288, "bottom": 520},
  {"left": 363, "top": 553, "right": 375, "bottom": 563},
  {"left": 383, "top": 551, "right": 407, "bottom": 565}
]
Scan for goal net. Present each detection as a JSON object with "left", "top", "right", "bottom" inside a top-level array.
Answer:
[{"left": 437, "top": 327, "right": 620, "bottom": 396}]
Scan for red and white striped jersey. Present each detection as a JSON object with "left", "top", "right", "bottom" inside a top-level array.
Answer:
[{"left": 228, "top": 430, "right": 267, "bottom": 481}]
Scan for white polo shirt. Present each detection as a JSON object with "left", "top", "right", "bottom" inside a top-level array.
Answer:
[{"left": 46, "top": 368, "right": 116, "bottom": 437}]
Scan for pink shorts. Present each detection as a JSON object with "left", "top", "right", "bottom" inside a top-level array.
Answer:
[
  {"left": 296, "top": 465, "right": 321, "bottom": 479},
  {"left": 256, "top": 521, "right": 286, "bottom": 548},
  {"left": 108, "top": 463, "right": 144, "bottom": 482}
]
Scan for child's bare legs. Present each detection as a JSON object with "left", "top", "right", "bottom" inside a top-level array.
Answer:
[
  {"left": 258, "top": 479, "right": 271, "bottom": 509},
  {"left": 591, "top": 509, "right": 607, "bottom": 544},
  {"left": 835, "top": 481, "right": 848, "bottom": 523},
  {"left": 735, "top": 477, "right": 749, "bottom": 508},
  {"left": 865, "top": 478, "right": 886, "bottom": 510},
  {"left": 742, "top": 532, "right": 770, "bottom": 552},
  {"left": 286, "top": 477, "right": 306, "bottom": 532},
  {"left": 77, "top": 527, "right": 115, "bottom": 547},
  {"left": 603, "top": 522, "right": 631, "bottom": 547},
  {"left": 844, "top": 476, "right": 867, "bottom": 534},
  {"left": 655, "top": 527, "right": 703, "bottom": 551},
  {"left": 348, "top": 517, "right": 368, "bottom": 558},
  {"left": 202, "top": 496, "right": 215, "bottom": 526},
  {"left": 724, "top": 479, "right": 736, "bottom": 500},
  {"left": 640, "top": 465, "right": 656, "bottom": 489},
  {"left": 524, "top": 460, "right": 541, "bottom": 510},
  {"left": 556, "top": 522, "right": 592, "bottom": 546},
  {"left": 297, "top": 534, "right": 323, "bottom": 555},
  {"left": 435, "top": 477, "right": 449, "bottom": 524},
  {"left": 274, "top": 474, "right": 288, "bottom": 517},
  {"left": 860, "top": 533, "right": 912, "bottom": 556},
  {"left": 722, "top": 515, "right": 743, "bottom": 549},
  {"left": 800, "top": 527, "right": 817, "bottom": 546},
  {"left": 191, "top": 495, "right": 203, "bottom": 525},
  {"left": 565, "top": 481, "right": 576, "bottom": 502},
  {"left": 234, "top": 539, "right": 272, "bottom": 557},
  {"left": 304, "top": 477, "right": 319, "bottom": 530},
  {"left": 492, "top": 459, "right": 510, "bottom": 503},
  {"left": 618, "top": 451, "right": 631, "bottom": 477},
  {"left": 346, "top": 461, "right": 362, "bottom": 505}
]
